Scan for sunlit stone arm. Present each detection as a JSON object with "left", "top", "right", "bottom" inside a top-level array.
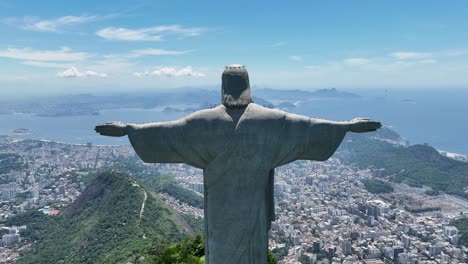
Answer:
[
  {"left": 126, "top": 118, "right": 208, "bottom": 169},
  {"left": 271, "top": 114, "right": 343, "bottom": 167}
]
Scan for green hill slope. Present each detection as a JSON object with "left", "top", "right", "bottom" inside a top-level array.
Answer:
[
  {"left": 345, "top": 130, "right": 468, "bottom": 198},
  {"left": 451, "top": 218, "right": 468, "bottom": 247},
  {"left": 102, "top": 155, "right": 204, "bottom": 209},
  {"left": 8, "top": 171, "right": 189, "bottom": 264}
]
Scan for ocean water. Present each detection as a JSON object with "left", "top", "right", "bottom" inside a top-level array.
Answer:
[
  {"left": 291, "top": 89, "right": 468, "bottom": 155},
  {"left": 0, "top": 108, "right": 186, "bottom": 146},
  {"left": 1, "top": 89, "right": 467, "bottom": 155}
]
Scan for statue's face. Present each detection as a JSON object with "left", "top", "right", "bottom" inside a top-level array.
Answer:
[{"left": 221, "top": 65, "right": 253, "bottom": 108}]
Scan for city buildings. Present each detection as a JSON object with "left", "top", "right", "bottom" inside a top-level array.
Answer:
[{"left": 0, "top": 139, "right": 466, "bottom": 263}]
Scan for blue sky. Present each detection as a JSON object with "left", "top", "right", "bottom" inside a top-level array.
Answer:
[{"left": 1, "top": 0, "right": 468, "bottom": 96}]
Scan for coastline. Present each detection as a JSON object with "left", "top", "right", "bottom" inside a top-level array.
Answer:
[
  {"left": 438, "top": 150, "right": 468, "bottom": 162},
  {"left": 4, "top": 138, "right": 125, "bottom": 148},
  {"left": 3, "top": 137, "right": 466, "bottom": 163},
  {"left": 0, "top": 131, "right": 33, "bottom": 137}
]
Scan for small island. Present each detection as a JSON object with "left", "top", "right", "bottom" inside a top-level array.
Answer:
[
  {"left": 13, "top": 128, "right": 33, "bottom": 134},
  {"left": 0, "top": 128, "right": 33, "bottom": 138}
]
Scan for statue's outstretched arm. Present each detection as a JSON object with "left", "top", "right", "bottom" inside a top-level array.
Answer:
[
  {"left": 277, "top": 116, "right": 382, "bottom": 164},
  {"left": 346, "top": 118, "right": 382, "bottom": 133},
  {"left": 96, "top": 119, "right": 200, "bottom": 165},
  {"left": 95, "top": 121, "right": 179, "bottom": 137},
  {"left": 95, "top": 121, "right": 128, "bottom": 137},
  {"left": 308, "top": 117, "right": 382, "bottom": 134}
]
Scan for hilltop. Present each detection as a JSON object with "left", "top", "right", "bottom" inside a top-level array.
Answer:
[{"left": 7, "top": 171, "right": 191, "bottom": 264}]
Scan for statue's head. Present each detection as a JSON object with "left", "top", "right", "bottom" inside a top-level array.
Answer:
[{"left": 221, "top": 64, "right": 253, "bottom": 108}]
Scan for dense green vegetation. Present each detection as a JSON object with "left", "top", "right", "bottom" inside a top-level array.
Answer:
[
  {"left": 101, "top": 156, "right": 204, "bottom": 208},
  {"left": 451, "top": 218, "right": 468, "bottom": 247},
  {"left": 7, "top": 167, "right": 275, "bottom": 263},
  {"left": 271, "top": 246, "right": 289, "bottom": 261},
  {"left": 181, "top": 213, "right": 204, "bottom": 235},
  {"left": 133, "top": 234, "right": 277, "bottom": 264},
  {"left": 133, "top": 234, "right": 205, "bottom": 264},
  {"left": 8, "top": 171, "right": 189, "bottom": 264},
  {"left": 0, "top": 153, "right": 25, "bottom": 175},
  {"left": 424, "top": 189, "right": 440, "bottom": 196},
  {"left": 141, "top": 175, "right": 204, "bottom": 209},
  {"left": 346, "top": 132, "right": 468, "bottom": 198},
  {"left": 267, "top": 251, "right": 277, "bottom": 264},
  {"left": 363, "top": 179, "right": 394, "bottom": 193}
]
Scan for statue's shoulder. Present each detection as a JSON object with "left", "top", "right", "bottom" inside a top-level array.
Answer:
[
  {"left": 184, "top": 105, "right": 228, "bottom": 122},
  {"left": 247, "top": 104, "right": 312, "bottom": 123},
  {"left": 246, "top": 103, "right": 286, "bottom": 120}
]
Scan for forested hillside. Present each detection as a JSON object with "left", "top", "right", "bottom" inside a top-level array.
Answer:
[
  {"left": 8, "top": 171, "right": 189, "bottom": 264},
  {"left": 345, "top": 130, "right": 468, "bottom": 198}
]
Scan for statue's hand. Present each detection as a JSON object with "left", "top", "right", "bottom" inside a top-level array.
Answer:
[
  {"left": 349, "top": 118, "right": 382, "bottom": 133},
  {"left": 95, "top": 121, "right": 128, "bottom": 137}
]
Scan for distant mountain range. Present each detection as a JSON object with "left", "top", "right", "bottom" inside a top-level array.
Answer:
[
  {"left": 255, "top": 88, "right": 360, "bottom": 101},
  {"left": 0, "top": 88, "right": 360, "bottom": 117}
]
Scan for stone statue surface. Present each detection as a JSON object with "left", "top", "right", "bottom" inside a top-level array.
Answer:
[{"left": 95, "top": 64, "right": 381, "bottom": 264}]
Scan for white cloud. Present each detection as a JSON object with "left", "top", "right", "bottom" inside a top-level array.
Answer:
[
  {"left": 391, "top": 51, "right": 433, "bottom": 60},
  {"left": 288, "top": 55, "right": 302, "bottom": 61},
  {"left": 24, "top": 15, "right": 98, "bottom": 32},
  {"left": 134, "top": 66, "right": 205, "bottom": 77},
  {"left": 97, "top": 27, "right": 161, "bottom": 41},
  {"left": 131, "top": 48, "right": 193, "bottom": 56},
  {"left": 343, "top": 58, "right": 371, "bottom": 65},
  {"left": 57, "top": 67, "right": 107, "bottom": 78},
  {"left": 0, "top": 47, "right": 89, "bottom": 61},
  {"left": 96, "top": 25, "right": 205, "bottom": 41}
]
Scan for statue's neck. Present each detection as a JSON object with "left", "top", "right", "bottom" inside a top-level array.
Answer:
[{"left": 224, "top": 105, "right": 247, "bottom": 125}]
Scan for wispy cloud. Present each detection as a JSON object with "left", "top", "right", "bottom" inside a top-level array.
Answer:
[
  {"left": 134, "top": 66, "right": 205, "bottom": 77},
  {"left": 271, "top": 42, "right": 286, "bottom": 47},
  {"left": 391, "top": 51, "right": 433, "bottom": 60},
  {"left": 417, "top": 59, "right": 437, "bottom": 64},
  {"left": 304, "top": 62, "right": 341, "bottom": 74},
  {"left": 288, "top": 55, "right": 302, "bottom": 61},
  {"left": 57, "top": 67, "right": 107, "bottom": 78},
  {"left": 304, "top": 65, "right": 323, "bottom": 71},
  {"left": 443, "top": 50, "right": 468, "bottom": 57},
  {"left": 24, "top": 15, "right": 99, "bottom": 32},
  {"left": 343, "top": 58, "right": 371, "bottom": 65},
  {"left": 96, "top": 25, "right": 205, "bottom": 41},
  {"left": 22, "top": 61, "right": 71, "bottom": 68},
  {"left": 131, "top": 48, "right": 193, "bottom": 57},
  {"left": 0, "top": 47, "right": 89, "bottom": 61}
]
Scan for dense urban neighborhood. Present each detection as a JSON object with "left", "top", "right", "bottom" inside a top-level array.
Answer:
[{"left": 0, "top": 139, "right": 466, "bottom": 263}]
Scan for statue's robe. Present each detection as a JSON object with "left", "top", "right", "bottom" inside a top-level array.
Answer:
[{"left": 127, "top": 103, "right": 348, "bottom": 264}]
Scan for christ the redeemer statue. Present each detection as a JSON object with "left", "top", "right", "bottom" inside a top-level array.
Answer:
[{"left": 95, "top": 64, "right": 381, "bottom": 264}]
